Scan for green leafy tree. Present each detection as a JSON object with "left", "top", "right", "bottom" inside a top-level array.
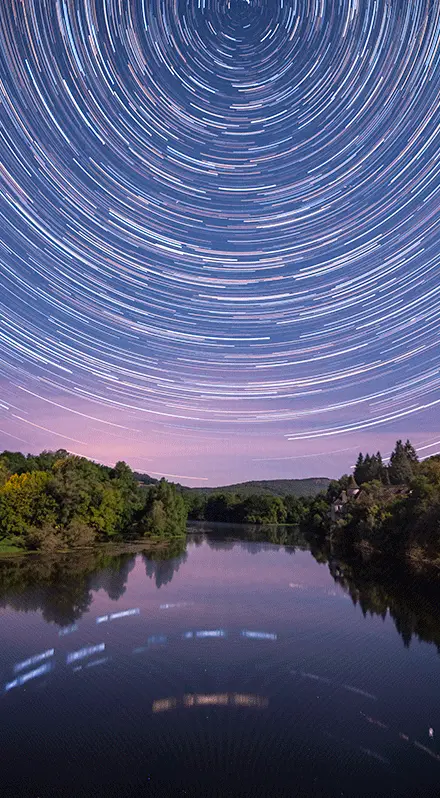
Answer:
[
  {"left": 0, "top": 451, "right": 31, "bottom": 476},
  {"left": 338, "top": 474, "right": 351, "bottom": 491},
  {"left": 89, "top": 485, "right": 124, "bottom": 537},
  {"left": 205, "top": 493, "right": 240, "bottom": 523},
  {"left": 109, "top": 461, "right": 143, "bottom": 532},
  {"left": 139, "top": 479, "right": 187, "bottom": 538},
  {"left": 283, "top": 494, "right": 306, "bottom": 525},
  {"left": 33, "top": 449, "right": 70, "bottom": 472},
  {"left": 354, "top": 453, "right": 365, "bottom": 484},
  {"left": 345, "top": 482, "right": 395, "bottom": 541},
  {"left": 389, "top": 440, "right": 415, "bottom": 485},
  {"left": 419, "top": 456, "right": 440, "bottom": 487},
  {"left": 0, "top": 471, "right": 58, "bottom": 541},
  {"left": 0, "top": 450, "right": 188, "bottom": 550},
  {"left": 354, "top": 452, "right": 386, "bottom": 484},
  {"left": 242, "top": 495, "right": 287, "bottom": 525},
  {"left": 184, "top": 491, "right": 208, "bottom": 521},
  {"left": 0, "top": 459, "right": 9, "bottom": 488},
  {"left": 39, "top": 455, "right": 127, "bottom": 540},
  {"left": 326, "top": 481, "right": 342, "bottom": 502},
  {"left": 404, "top": 440, "right": 419, "bottom": 464},
  {"left": 300, "top": 493, "right": 330, "bottom": 535}
]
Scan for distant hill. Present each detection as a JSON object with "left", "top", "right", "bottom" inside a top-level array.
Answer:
[
  {"left": 189, "top": 478, "right": 331, "bottom": 498},
  {"left": 132, "top": 472, "right": 331, "bottom": 498},
  {"left": 133, "top": 471, "right": 158, "bottom": 486}
]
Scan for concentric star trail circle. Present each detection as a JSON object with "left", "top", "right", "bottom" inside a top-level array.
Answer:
[{"left": 0, "top": 0, "right": 439, "bottom": 464}]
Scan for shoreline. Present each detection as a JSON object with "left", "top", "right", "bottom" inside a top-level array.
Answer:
[
  {"left": 2, "top": 524, "right": 440, "bottom": 577},
  {"left": 0, "top": 536, "right": 184, "bottom": 560}
]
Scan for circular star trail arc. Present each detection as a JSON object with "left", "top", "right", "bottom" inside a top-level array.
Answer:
[{"left": 0, "top": 0, "right": 439, "bottom": 455}]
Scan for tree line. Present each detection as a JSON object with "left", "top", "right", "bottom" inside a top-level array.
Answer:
[
  {"left": 306, "top": 440, "right": 440, "bottom": 569},
  {"left": 2, "top": 438, "right": 439, "bottom": 568},
  {"left": 352, "top": 439, "right": 418, "bottom": 485},
  {"left": 0, "top": 449, "right": 187, "bottom": 553},
  {"left": 185, "top": 490, "right": 308, "bottom": 526},
  {"left": 184, "top": 439, "right": 440, "bottom": 570}
]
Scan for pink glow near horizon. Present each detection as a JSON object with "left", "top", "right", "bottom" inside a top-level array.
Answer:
[{"left": 1, "top": 389, "right": 439, "bottom": 486}]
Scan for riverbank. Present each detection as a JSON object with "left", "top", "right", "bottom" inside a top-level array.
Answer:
[
  {"left": 189, "top": 520, "right": 440, "bottom": 576},
  {"left": 0, "top": 536, "right": 185, "bottom": 560}
]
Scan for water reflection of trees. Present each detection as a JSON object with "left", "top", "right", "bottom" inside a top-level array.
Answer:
[
  {"left": 143, "top": 541, "right": 188, "bottom": 589},
  {"left": 193, "top": 526, "right": 440, "bottom": 653},
  {"left": 0, "top": 540, "right": 187, "bottom": 626},
  {"left": 89, "top": 556, "right": 136, "bottom": 601},
  {"left": 188, "top": 523, "right": 308, "bottom": 553},
  {"left": 2, "top": 526, "right": 440, "bottom": 654},
  {"left": 307, "top": 538, "right": 440, "bottom": 653},
  {"left": 0, "top": 551, "right": 137, "bottom": 625}
]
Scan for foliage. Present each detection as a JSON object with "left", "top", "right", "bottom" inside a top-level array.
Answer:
[
  {"left": 241, "top": 494, "right": 287, "bottom": 525},
  {"left": 0, "top": 472, "right": 58, "bottom": 539},
  {"left": 0, "top": 450, "right": 187, "bottom": 552},
  {"left": 132, "top": 470, "right": 158, "bottom": 486},
  {"left": 303, "top": 493, "right": 330, "bottom": 533},
  {"left": 186, "top": 490, "right": 305, "bottom": 526},
  {"left": 137, "top": 479, "right": 187, "bottom": 538},
  {"left": 353, "top": 441, "right": 419, "bottom": 487},
  {"left": 1, "top": 437, "right": 439, "bottom": 568},
  {"left": 388, "top": 439, "right": 417, "bottom": 485},
  {"left": 354, "top": 452, "right": 387, "bottom": 485},
  {"left": 184, "top": 491, "right": 208, "bottom": 521},
  {"left": 0, "top": 459, "right": 10, "bottom": 488},
  {"left": 204, "top": 492, "right": 241, "bottom": 523},
  {"left": 309, "top": 440, "right": 440, "bottom": 569},
  {"left": 283, "top": 494, "right": 308, "bottom": 525}
]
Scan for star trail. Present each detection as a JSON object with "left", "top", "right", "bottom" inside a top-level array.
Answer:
[{"left": 0, "top": 0, "right": 439, "bottom": 483}]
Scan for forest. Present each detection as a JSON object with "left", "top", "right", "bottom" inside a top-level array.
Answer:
[
  {"left": 1, "top": 439, "right": 440, "bottom": 568},
  {"left": 304, "top": 440, "right": 440, "bottom": 569},
  {"left": 185, "top": 440, "right": 440, "bottom": 569},
  {"left": 0, "top": 449, "right": 187, "bottom": 553}
]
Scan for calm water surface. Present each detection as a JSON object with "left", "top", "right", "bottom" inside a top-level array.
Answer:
[{"left": 1, "top": 525, "right": 439, "bottom": 797}]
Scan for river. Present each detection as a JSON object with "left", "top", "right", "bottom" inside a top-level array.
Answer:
[{"left": 0, "top": 523, "right": 439, "bottom": 797}]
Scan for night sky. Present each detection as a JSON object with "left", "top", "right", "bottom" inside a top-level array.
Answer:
[{"left": 0, "top": 0, "right": 439, "bottom": 485}]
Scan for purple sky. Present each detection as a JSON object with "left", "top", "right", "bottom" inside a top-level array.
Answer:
[
  {"left": 1, "top": 383, "right": 439, "bottom": 484},
  {"left": 1, "top": 0, "right": 439, "bottom": 485}
]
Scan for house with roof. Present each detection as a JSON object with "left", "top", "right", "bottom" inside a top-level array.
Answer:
[
  {"left": 330, "top": 476, "right": 360, "bottom": 523},
  {"left": 330, "top": 476, "right": 409, "bottom": 525}
]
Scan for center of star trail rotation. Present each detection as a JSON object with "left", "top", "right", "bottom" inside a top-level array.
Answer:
[{"left": 0, "top": 0, "right": 439, "bottom": 480}]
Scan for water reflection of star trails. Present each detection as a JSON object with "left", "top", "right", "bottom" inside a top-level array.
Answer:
[
  {"left": 291, "top": 669, "right": 377, "bottom": 701},
  {"left": 58, "top": 624, "right": 78, "bottom": 637},
  {"left": 96, "top": 608, "right": 140, "bottom": 624},
  {"left": 360, "top": 712, "right": 440, "bottom": 764},
  {"left": 5, "top": 664, "right": 53, "bottom": 692},
  {"left": 241, "top": 630, "right": 277, "bottom": 640},
  {"left": 152, "top": 693, "right": 269, "bottom": 713},
  {"left": 66, "top": 643, "right": 105, "bottom": 665},
  {"left": 131, "top": 628, "right": 279, "bottom": 648},
  {"left": 14, "top": 648, "right": 54, "bottom": 674}
]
